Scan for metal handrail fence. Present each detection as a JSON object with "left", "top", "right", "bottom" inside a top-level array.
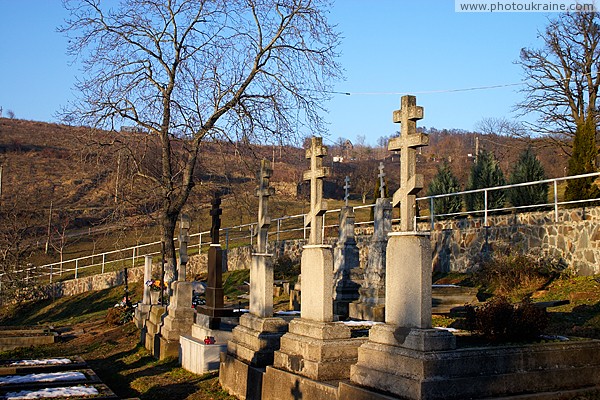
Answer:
[{"left": 3, "top": 171, "right": 600, "bottom": 286}]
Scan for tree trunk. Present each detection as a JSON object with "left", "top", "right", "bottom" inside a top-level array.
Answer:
[{"left": 161, "top": 212, "right": 178, "bottom": 284}]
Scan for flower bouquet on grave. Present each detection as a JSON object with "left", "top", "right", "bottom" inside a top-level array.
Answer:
[{"left": 146, "top": 279, "right": 167, "bottom": 292}]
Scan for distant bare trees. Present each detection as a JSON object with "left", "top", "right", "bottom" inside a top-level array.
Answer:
[
  {"left": 517, "top": 12, "right": 600, "bottom": 153},
  {"left": 60, "top": 0, "right": 341, "bottom": 282}
]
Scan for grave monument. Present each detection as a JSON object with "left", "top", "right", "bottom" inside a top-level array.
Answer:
[
  {"left": 332, "top": 176, "right": 361, "bottom": 319},
  {"left": 349, "top": 162, "right": 392, "bottom": 321},
  {"left": 262, "top": 137, "right": 367, "bottom": 396},
  {"left": 220, "top": 159, "right": 289, "bottom": 399},
  {"left": 133, "top": 255, "right": 154, "bottom": 329}
]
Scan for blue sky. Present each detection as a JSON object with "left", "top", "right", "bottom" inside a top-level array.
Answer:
[{"left": 0, "top": 1, "right": 552, "bottom": 145}]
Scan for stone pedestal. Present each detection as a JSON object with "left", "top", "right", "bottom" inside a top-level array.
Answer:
[
  {"left": 332, "top": 206, "right": 360, "bottom": 319},
  {"left": 157, "top": 281, "right": 196, "bottom": 360},
  {"left": 273, "top": 319, "right": 365, "bottom": 381},
  {"left": 181, "top": 313, "right": 234, "bottom": 375},
  {"left": 144, "top": 305, "right": 167, "bottom": 355},
  {"left": 250, "top": 254, "right": 274, "bottom": 317},
  {"left": 349, "top": 198, "right": 391, "bottom": 322},
  {"left": 220, "top": 314, "right": 289, "bottom": 400},
  {"left": 133, "top": 303, "right": 151, "bottom": 330},
  {"left": 301, "top": 245, "right": 333, "bottom": 322},
  {"left": 227, "top": 313, "right": 288, "bottom": 367}
]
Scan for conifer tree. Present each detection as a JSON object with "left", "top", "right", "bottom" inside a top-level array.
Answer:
[
  {"left": 465, "top": 150, "right": 506, "bottom": 211},
  {"left": 509, "top": 146, "right": 548, "bottom": 207},
  {"left": 427, "top": 163, "right": 462, "bottom": 216},
  {"left": 565, "top": 118, "right": 600, "bottom": 202}
]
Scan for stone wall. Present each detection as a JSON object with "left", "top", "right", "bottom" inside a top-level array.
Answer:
[
  {"left": 42, "top": 205, "right": 600, "bottom": 299},
  {"left": 216, "top": 205, "right": 600, "bottom": 276},
  {"left": 425, "top": 206, "right": 600, "bottom": 275}
]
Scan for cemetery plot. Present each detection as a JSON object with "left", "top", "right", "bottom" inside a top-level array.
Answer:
[
  {"left": 1, "top": 383, "right": 118, "bottom": 400},
  {"left": 0, "top": 327, "right": 58, "bottom": 352},
  {"left": 0, "top": 357, "right": 86, "bottom": 376}
]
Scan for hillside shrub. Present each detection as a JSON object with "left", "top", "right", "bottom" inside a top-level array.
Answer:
[
  {"left": 427, "top": 163, "right": 463, "bottom": 217},
  {"left": 508, "top": 146, "right": 548, "bottom": 208},
  {"left": 565, "top": 118, "right": 600, "bottom": 203},
  {"left": 474, "top": 246, "right": 568, "bottom": 299},
  {"left": 464, "top": 296, "right": 548, "bottom": 342},
  {"left": 465, "top": 150, "right": 506, "bottom": 211}
]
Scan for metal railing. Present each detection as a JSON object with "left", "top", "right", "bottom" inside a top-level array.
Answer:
[{"left": 3, "top": 171, "right": 600, "bottom": 286}]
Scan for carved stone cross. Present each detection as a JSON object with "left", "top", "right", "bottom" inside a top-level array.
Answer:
[
  {"left": 303, "top": 137, "right": 330, "bottom": 245},
  {"left": 210, "top": 192, "right": 222, "bottom": 244},
  {"left": 256, "top": 159, "right": 275, "bottom": 253},
  {"left": 343, "top": 176, "right": 351, "bottom": 207},
  {"left": 389, "top": 95, "right": 429, "bottom": 231},
  {"left": 378, "top": 162, "right": 386, "bottom": 199}
]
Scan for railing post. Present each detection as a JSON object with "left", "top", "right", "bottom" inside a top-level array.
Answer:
[
  {"left": 303, "top": 216, "right": 307, "bottom": 240},
  {"left": 250, "top": 225, "right": 254, "bottom": 247},
  {"left": 322, "top": 214, "right": 326, "bottom": 244},
  {"left": 554, "top": 180, "right": 559, "bottom": 222},
  {"left": 430, "top": 197, "right": 435, "bottom": 231},
  {"left": 102, "top": 254, "right": 105, "bottom": 274},
  {"left": 226, "top": 228, "right": 230, "bottom": 251},
  {"left": 199, "top": 232, "right": 202, "bottom": 254},
  {"left": 50, "top": 265, "right": 53, "bottom": 284},
  {"left": 277, "top": 219, "right": 281, "bottom": 242},
  {"left": 132, "top": 247, "right": 136, "bottom": 268},
  {"left": 75, "top": 259, "right": 79, "bottom": 279},
  {"left": 484, "top": 189, "right": 488, "bottom": 226}
]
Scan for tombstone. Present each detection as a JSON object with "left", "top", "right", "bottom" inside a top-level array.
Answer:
[
  {"left": 220, "top": 160, "right": 288, "bottom": 399},
  {"left": 269, "top": 137, "right": 364, "bottom": 384},
  {"left": 349, "top": 164, "right": 392, "bottom": 321},
  {"left": 181, "top": 192, "right": 237, "bottom": 375},
  {"left": 177, "top": 214, "right": 190, "bottom": 281},
  {"left": 348, "top": 95, "right": 455, "bottom": 399},
  {"left": 196, "top": 192, "right": 229, "bottom": 329},
  {"left": 332, "top": 176, "right": 360, "bottom": 319},
  {"left": 133, "top": 255, "right": 154, "bottom": 330}
]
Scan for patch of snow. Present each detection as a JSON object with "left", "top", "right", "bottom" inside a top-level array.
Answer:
[
  {"left": 274, "top": 311, "right": 301, "bottom": 315},
  {"left": 342, "top": 321, "right": 382, "bottom": 327},
  {"left": 9, "top": 359, "right": 72, "bottom": 367},
  {"left": 434, "top": 327, "right": 460, "bottom": 332},
  {"left": 5, "top": 385, "right": 98, "bottom": 399},
  {"left": 432, "top": 284, "right": 460, "bottom": 288},
  {"left": 0, "top": 372, "right": 86, "bottom": 385}
]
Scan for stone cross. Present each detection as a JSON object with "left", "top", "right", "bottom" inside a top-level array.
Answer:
[
  {"left": 303, "top": 137, "right": 330, "bottom": 245},
  {"left": 178, "top": 213, "right": 190, "bottom": 281},
  {"left": 389, "top": 95, "right": 429, "bottom": 231},
  {"left": 343, "top": 176, "right": 351, "bottom": 207},
  {"left": 210, "top": 192, "right": 222, "bottom": 244},
  {"left": 378, "top": 162, "right": 386, "bottom": 199},
  {"left": 256, "top": 159, "right": 275, "bottom": 253}
]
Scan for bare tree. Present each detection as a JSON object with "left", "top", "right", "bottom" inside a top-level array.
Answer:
[
  {"left": 60, "top": 0, "right": 341, "bottom": 282},
  {"left": 516, "top": 12, "right": 600, "bottom": 153}
]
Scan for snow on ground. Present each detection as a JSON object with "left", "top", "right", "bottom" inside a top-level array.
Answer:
[
  {"left": 274, "top": 311, "right": 301, "bottom": 315},
  {"left": 4, "top": 385, "right": 98, "bottom": 399},
  {"left": 342, "top": 320, "right": 382, "bottom": 327},
  {"left": 0, "top": 372, "right": 86, "bottom": 385},
  {"left": 9, "top": 359, "right": 72, "bottom": 367}
]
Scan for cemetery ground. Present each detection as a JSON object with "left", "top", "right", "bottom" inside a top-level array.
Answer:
[{"left": 0, "top": 265, "right": 599, "bottom": 399}]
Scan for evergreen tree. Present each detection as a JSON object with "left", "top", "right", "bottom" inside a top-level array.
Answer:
[
  {"left": 565, "top": 118, "right": 600, "bottom": 202},
  {"left": 465, "top": 150, "right": 506, "bottom": 211},
  {"left": 509, "top": 146, "right": 548, "bottom": 207},
  {"left": 427, "top": 163, "right": 462, "bottom": 216}
]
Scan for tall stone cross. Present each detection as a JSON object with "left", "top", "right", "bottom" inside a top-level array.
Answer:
[
  {"left": 378, "top": 162, "right": 386, "bottom": 199},
  {"left": 303, "top": 137, "right": 330, "bottom": 245},
  {"left": 343, "top": 176, "right": 351, "bottom": 207},
  {"left": 389, "top": 95, "right": 429, "bottom": 231},
  {"left": 256, "top": 159, "right": 275, "bottom": 253},
  {"left": 210, "top": 192, "right": 222, "bottom": 244}
]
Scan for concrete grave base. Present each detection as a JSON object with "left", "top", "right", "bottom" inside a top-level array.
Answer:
[
  {"left": 156, "top": 335, "right": 181, "bottom": 360},
  {"left": 133, "top": 303, "right": 151, "bottom": 329},
  {"left": 273, "top": 319, "right": 366, "bottom": 381},
  {"left": 219, "top": 352, "right": 266, "bottom": 400},
  {"left": 180, "top": 335, "right": 223, "bottom": 374},
  {"left": 262, "top": 365, "right": 338, "bottom": 400},
  {"left": 143, "top": 305, "right": 167, "bottom": 355},
  {"left": 350, "top": 338, "right": 600, "bottom": 400},
  {"left": 348, "top": 302, "right": 385, "bottom": 322},
  {"left": 226, "top": 314, "right": 288, "bottom": 367}
]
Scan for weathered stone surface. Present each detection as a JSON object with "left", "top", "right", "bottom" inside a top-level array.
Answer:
[
  {"left": 351, "top": 339, "right": 600, "bottom": 400},
  {"left": 301, "top": 245, "right": 334, "bottom": 322},
  {"left": 262, "top": 366, "right": 338, "bottom": 400},
  {"left": 219, "top": 352, "right": 265, "bottom": 400}
]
